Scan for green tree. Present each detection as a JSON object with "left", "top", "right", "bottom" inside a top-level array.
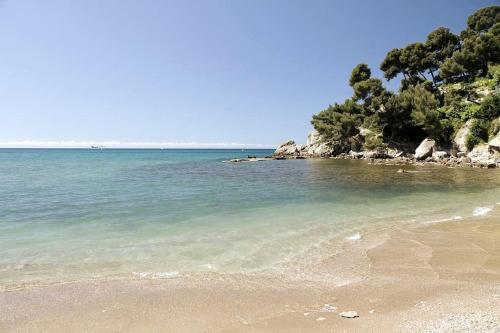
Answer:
[
  {"left": 349, "top": 64, "right": 371, "bottom": 86},
  {"left": 380, "top": 48, "right": 407, "bottom": 80},
  {"left": 442, "top": 6, "right": 500, "bottom": 80},
  {"left": 425, "top": 27, "right": 460, "bottom": 82},
  {"left": 466, "top": 6, "right": 500, "bottom": 33},
  {"left": 399, "top": 85, "right": 442, "bottom": 139},
  {"left": 311, "top": 101, "right": 361, "bottom": 144}
]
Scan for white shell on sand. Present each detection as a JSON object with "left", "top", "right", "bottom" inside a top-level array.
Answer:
[{"left": 339, "top": 311, "right": 359, "bottom": 318}]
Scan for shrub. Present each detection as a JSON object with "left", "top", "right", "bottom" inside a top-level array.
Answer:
[
  {"left": 489, "top": 118, "right": 500, "bottom": 139},
  {"left": 364, "top": 131, "right": 385, "bottom": 150},
  {"left": 465, "top": 119, "right": 491, "bottom": 150},
  {"left": 475, "top": 95, "right": 500, "bottom": 120},
  {"left": 461, "top": 103, "right": 481, "bottom": 121}
]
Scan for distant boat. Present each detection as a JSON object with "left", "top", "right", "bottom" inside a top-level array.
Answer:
[{"left": 90, "top": 145, "right": 104, "bottom": 150}]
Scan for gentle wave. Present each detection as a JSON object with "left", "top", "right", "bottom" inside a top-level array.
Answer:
[
  {"left": 472, "top": 207, "right": 492, "bottom": 216},
  {"left": 132, "top": 271, "right": 180, "bottom": 279},
  {"left": 424, "top": 216, "right": 463, "bottom": 224}
]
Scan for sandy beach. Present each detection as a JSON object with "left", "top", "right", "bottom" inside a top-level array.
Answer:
[{"left": 2, "top": 209, "right": 499, "bottom": 333}]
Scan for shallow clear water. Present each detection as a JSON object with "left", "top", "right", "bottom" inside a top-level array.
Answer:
[{"left": 1, "top": 149, "right": 499, "bottom": 287}]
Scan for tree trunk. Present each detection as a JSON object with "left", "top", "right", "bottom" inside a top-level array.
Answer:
[{"left": 428, "top": 69, "right": 436, "bottom": 84}]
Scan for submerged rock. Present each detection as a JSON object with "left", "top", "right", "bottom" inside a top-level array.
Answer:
[{"left": 415, "top": 138, "right": 436, "bottom": 160}]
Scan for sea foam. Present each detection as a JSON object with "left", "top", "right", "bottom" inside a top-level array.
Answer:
[
  {"left": 346, "top": 232, "right": 362, "bottom": 241},
  {"left": 473, "top": 207, "right": 492, "bottom": 216}
]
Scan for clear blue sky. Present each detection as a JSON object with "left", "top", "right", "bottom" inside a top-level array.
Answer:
[{"left": 0, "top": 0, "right": 496, "bottom": 147}]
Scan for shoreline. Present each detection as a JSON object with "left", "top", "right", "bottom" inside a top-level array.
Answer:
[{"left": 2, "top": 209, "right": 499, "bottom": 332}]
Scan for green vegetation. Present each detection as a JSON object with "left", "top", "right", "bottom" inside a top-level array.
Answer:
[
  {"left": 466, "top": 119, "right": 491, "bottom": 150},
  {"left": 311, "top": 6, "right": 500, "bottom": 152}
]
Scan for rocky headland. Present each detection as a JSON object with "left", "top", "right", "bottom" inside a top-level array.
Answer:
[{"left": 273, "top": 119, "right": 500, "bottom": 168}]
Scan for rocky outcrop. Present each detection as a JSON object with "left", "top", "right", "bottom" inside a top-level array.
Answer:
[
  {"left": 302, "top": 130, "right": 334, "bottom": 157},
  {"left": 274, "top": 140, "right": 300, "bottom": 157},
  {"left": 414, "top": 138, "right": 436, "bottom": 160},
  {"left": 453, "top": 119, "right": 474, "bottom": 153},
  {"left": 273, "top": 131, "right": 334, "bottom": 158},
  {"left": 272, "top": 128, "right": 499, "bottom": 168},
  {"left": 467, "top": 143, "right": 499, "bottom": 167}
]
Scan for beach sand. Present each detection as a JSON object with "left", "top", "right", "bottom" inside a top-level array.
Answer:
[{"left": 1, "top": 211, "right": 499, "bottom": 332}]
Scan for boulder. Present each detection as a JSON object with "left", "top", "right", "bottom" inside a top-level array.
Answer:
[
  {"left": 387, "top": 148, "right": 404, "bottom": 158},
  {"left": 414, "top": 138, "right": 436, "bottom": 160},
  {"left": 488, "top": 132, "right": 500, "bottom": 152},
  {"left": 432, "top": 150, "right": 449, "bottom": 161},
  {"left": 467, "top": 143, "right": 498, "bottom": 167},
  {"left": 453, "top": 119, "right": 474, "bottom": 152},
  {"left": 273, "top": 140, "right": 298, "bottom": 157}
]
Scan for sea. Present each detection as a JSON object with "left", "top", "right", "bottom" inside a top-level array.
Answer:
[{"left": 1, "top": 148, "right": 499, "bottom": 289}]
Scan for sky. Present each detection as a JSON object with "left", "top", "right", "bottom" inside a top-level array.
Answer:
[{"left": 0, "top": 0, "right": 497, "bottom": 148}]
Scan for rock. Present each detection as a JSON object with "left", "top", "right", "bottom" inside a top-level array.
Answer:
[
  {"left": 468, "top": 143, "right": 498, "bottom": 167},
  {"left": 349, "top": 151, "right": 364, "bottom": 159},
  {"left": 397, "top": 168, "right": 405, "bottom": 173},
  {"left": 339, "top": 311, "right": 359, "bottom": 318},
  {"left": 488, "top": 131, "right": 500, "bottom": 152},
  {"left": 415, "top": 138, "right": 436, "bottom": 160},
  {"left": 306, "top": 130, "right": 321, "bottom": 146},
  {"left": 303, "top": 131, "right": 334, "bottom": 157},
  {"left": 454, "top": 119, "right": 474, "bottom": 152},
  {"left": 273, "top": 140, "right": 299, "bottom": 157},
  {"left": 387, "top": 148, "right": 404, "bottom": 158},
  {"left": 432, "top": 151, "right": 449, "bottom": 161},
  {"left": 363, "top": 150, "right": 389, "bottom": 159}
]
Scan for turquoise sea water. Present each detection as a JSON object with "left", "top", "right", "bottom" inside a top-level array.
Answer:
[{"left": 1, "top": 149, "right": 499, "bottom": 288}]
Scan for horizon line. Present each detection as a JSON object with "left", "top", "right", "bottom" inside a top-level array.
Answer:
[{"left": 0, "top": 140, "right": 277, "bottom": 149}]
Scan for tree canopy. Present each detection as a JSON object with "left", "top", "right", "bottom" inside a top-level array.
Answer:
[{"left": 311, "top": 6, "right": 500, "bottom": 152}]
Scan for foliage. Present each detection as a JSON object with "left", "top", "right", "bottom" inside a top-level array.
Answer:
[
  {"left": 489, "top": 118, "right": 500, "bottom": 139},
  {"left": 475, "top": 95, "right": 500, "bottom": 119},
  {"left": 364, "top": 131, "right": 385, "bottom": 150},
  {"left": 349, "top": 64, "right": 371, "bottom": 87},
  {"left": 310, "top": 101, "right": 361, "bottom": 142},
  {"left": 311, "top": 6, "right": 500, "bottom": 152},
  {"left": 399, "top": 85, "right": 442, "bottom": 139},
  {"left": 466, "top": 119, "right": 491, "bottom": 150}
]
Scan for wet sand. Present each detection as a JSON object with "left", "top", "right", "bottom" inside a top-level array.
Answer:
[{"left": 2, "top": 211, "right": 500, "bottom": 332}]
